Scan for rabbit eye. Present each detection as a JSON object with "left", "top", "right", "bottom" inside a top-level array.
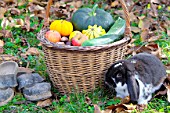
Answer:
[{"left": 116, "top": 73, "right": 122, "bottom": 78}]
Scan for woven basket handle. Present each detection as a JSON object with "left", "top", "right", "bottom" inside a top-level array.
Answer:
[{"left": 45, "top": 0, "right": 132, "bottom": 38}]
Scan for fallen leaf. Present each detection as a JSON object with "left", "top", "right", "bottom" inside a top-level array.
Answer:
[
  {"left": 17, "top": 67, "right": 34, "bottom": 74},
  {"left": 9, "top": 8, "right": 21, "bottom": 15},
  {"left": 167, "top": 28, "right": 170, "bottom": 37},
  {"left": 4, "top": 30, "right": 13, "bottom": 38},
  {"left": 151, "top": 0, "right": 159, "bottom": 4},
  {"left": 107, "top": 103, "right": 136, "bottom": 113},
  {"left": 94, "top": 104, "right": 102, "bottom": 113},
  {"left": 114, "top": 107, "right": 125, "bottom": 113},
  {"left": 67, "top": 1, "right": 82, "bottom": 8},
  {"left": 1, "top": 18, "right": 9, "bottom": 28},
  {"left": 4, "top": 0, "right": 15, "bottom": 3},
  {"left": 114, "top": 10, "right": 125, "bottom": 18},
  {"left": 136, "top": 104, "right": 147, "bottom": 111},
  {"left": 0, "top": 40, "right": 4, "bottom": 47},
  {"left": 25, "top": 16, "right": 30, "bottom": 31},
  {"left": 26, "top": 47, "right": 40, "bottom": 56},
  {"left": 0, "top": 7, "right": 7, "bottom": 19},
  {"left": 163, "top": 74, "right": 170, "bottom": 102},
  {"left": 66, "top": 96, "right": 70, "bottom": 102},
  {"left": 153, "top": 89, "right": 167, "bottom": 99},
  {"left": 150, "top": 3, "right": 158, "bottom": 17},
  {"left": 138, "top": 19, "right": 151, "bottom": 30},
  {"left": 131, "top": 27, "right": 141, "bottom": 33},
  {"left": 85, "top": 96, "right": 92, "bottom": 105},
  {"left": 121, "top": 96, "right": 130, "bottom": 104},
  {"left": 11, "top": 19, "right": 25, "bottom": 28},
  {"left": 111, "top": 1, "right": 119, "bottom": 7},
  {"left": 167, "top": 85, "right": 170, "bottom": 102},
  {"left": 0, "top": 30, "right": 13, "bottom": 38},
  {"left": 148, "top": 36, "right": 160, "bottom": 42},
  {"left": 140, "top": 29, "right": 149, "bottom": 42},
  {"left": 0, "top": 54, "right": 18, "bottom": 63},
  {"left": 37, "top": 99, "right": 52, "bottom": 107},
  {"left": 129, "top": 12, "right": 137, "bottom": 22},
  {"left": 0, "top": 47, "right": 3, "bottom": 54},
  {"left": 0, "top": 1, "right": 6, "bottom": 7}
]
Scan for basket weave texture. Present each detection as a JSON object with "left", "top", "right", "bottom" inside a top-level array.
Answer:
[{"left": 37, "top": 0, "right": 132, "bottom": 94}]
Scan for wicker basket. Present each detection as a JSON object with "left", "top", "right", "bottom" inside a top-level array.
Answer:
[{"left": 37, "top": 0, "right": 132, "bottom": 95}]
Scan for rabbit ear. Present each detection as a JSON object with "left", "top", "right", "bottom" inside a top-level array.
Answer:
[
  {"left": 126, "top": 72, "right": 139, "bottom": 102},
  {"left": 124, "top": 61, "right": 139, "bottom": 102}
]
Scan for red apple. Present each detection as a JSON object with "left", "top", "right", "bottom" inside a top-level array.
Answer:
[
  {"left": 45, "top": 30, "right": 61, "bottom": 43},
  {"left": 71, "top": 34, "right": 88, "bottom": 46}
]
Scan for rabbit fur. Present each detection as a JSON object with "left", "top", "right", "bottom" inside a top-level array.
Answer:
[{"left": 105, "top": 53, "right": 167, "bottom": 104}]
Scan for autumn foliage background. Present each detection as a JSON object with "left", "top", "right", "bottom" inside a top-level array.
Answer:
[{"left": 0, "top": 0, "right": 169, "bottom": 112}]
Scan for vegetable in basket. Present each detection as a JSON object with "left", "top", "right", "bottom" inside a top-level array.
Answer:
[
  {"left": 45, "top": 30, "right": 61, "bottom": 43},
  {"left": 82, "top": 25, "right": 106, "bottom": 39},
  {"left": 82, "top": 17, "right": 126, "bottom": 46},
  {"left": 50, "top": 20, "right": 73, "bottom": 36},
  {"left": 71, "top": 4, "right": 114, "bottom": 31}
]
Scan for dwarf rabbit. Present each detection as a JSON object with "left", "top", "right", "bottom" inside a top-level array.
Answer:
[{"left": 105, "top": 53, "right": 167, "bottom": 104}]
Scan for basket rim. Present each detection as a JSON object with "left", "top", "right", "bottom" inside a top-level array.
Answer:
[{"left": 37, "top": 28, "right": 130, "bottom": 52}]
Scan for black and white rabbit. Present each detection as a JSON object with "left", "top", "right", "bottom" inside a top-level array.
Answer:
[{"left": 105, "top": 53, "right": 167, "bottom": 104}]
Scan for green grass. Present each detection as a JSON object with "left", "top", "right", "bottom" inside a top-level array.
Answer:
[{"left": 0, "top": 89, "right": 169, "bottom": 113}]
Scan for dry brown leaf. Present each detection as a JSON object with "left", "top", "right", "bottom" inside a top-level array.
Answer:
[
  {"left": 163, "top": 74, "right": 170, "bottom": 102},
  {"left": 131, "top": 27, "right": 141, "bottom": 33},
  {"left": 26, "top": 47, "right": 40, "bottom": 56},
  {"left": 9, "top": 8, "right": 21, "bottom": 15},
  {"left": 107, "top": 103, "right": 136, "bottom": 113},
  {"left": 115, "top": 107, "right": 125, "bottom": 113},
  {"left": 67, "top": 1, "right": 82, "bottom": 8},
  {"left": 0, "top": 7, "right": 7, "bottom": 19},
  {"left": 102, "top": 109, "right": 112, "bottom": 113},
  {"left": 138, "top": 19, "right": 150, "bottom": 30},
  {"left": 94, "top": 104, "right": 102, "bottom": 113},
  {"left": 0, "top": 47, "right": 3, "bottom": 54},
  {"left": 37, "top": 99, "right": 52, "bottom": 108},
  {"left": 4, "top": 0, "right": 15, "bottom": 3},
  {"left": 24, "top": 16, "right": 30, "bottom": 31},
  {"left": 0, "top": 1, "right": 6, "bottom": 7},
  {"left": 129, "top": 12, "right": 137, "bottom": 22},
  {"left": 167, "top": 85, "right": 170, "bottom": 102},
  {"left": 150, "top": 3, "right": 158, "bottom": 17},
  {"left": 0, "top": 30, "right": 13, "bottom": 38},
  {"left": 136, "top": 104, "right": 147, "bottom": 111},
  {"left": 1, "top": 18, "right": 9, "bottom": 28},
  {"left": 123, "top": 104, "right": 137, "bottom": 110},
  {"left": 17, "top": 67, "right": 34, "bottom": 74},
  {"left": 0, "top": 40, "right": 4, "bottom": 47},
  {"left": 0, "top": 54, "right": 18, "bottom": 63},
  {"left": 151, "top": 0, "right": 160, "bottom": 4},
  {"left": 20, "top": 53, "right": 27, "bottom": 59},
  {"left": 138, "top": 15, "right": 146, "bottom": 20},
  {"left": 140, "top": 29, "right": 149, "bottom": 42},
  {"left": 111, "top": 1, "right": 119, "bottom": 7},
  {"left": 148, "top": 36, "right": 160, "bottom": 42},
  {"left": 121, "top": 96, "right": 130, "bottom": 104},
  {"left": 10, "top": 19, "right": 25, "bottom": 28},
  {"left": 153, "top": 89, "right": 167, "bottom": 99},
  {"left": 114, "top": 10, "right": 125, "bottom": 18},
  {"left": 85, "top": 96, "right": 92, "bottom": 105},
  {"left": 167, "top": 28, "right": 170, "bottom": 37}
]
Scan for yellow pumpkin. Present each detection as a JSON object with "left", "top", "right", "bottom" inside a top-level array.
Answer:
[{"left": 50, "top": 20, "right": 73, "bottom": 36}]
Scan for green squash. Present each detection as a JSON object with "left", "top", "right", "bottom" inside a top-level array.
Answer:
[{"left": 71, "top": 4, "right": 114, "bottom": 31}]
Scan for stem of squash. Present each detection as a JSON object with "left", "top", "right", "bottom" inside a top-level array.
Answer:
[{"left": 89, "top": 4, "right": 98, "bottom": 16}]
